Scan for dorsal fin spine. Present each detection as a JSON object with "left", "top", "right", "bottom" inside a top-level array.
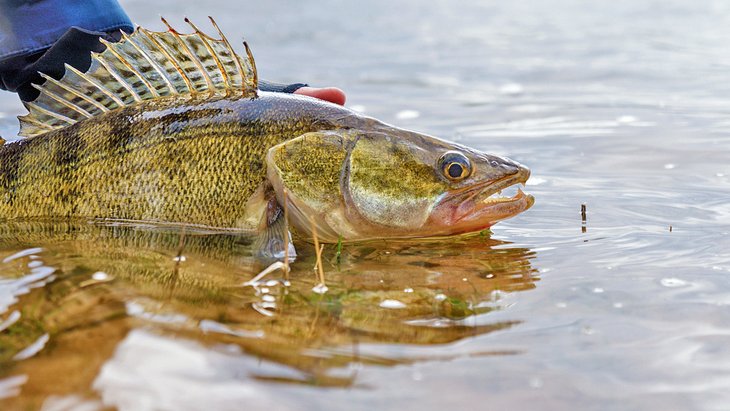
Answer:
[
  {"left": 21, "top": 116, "right": 54, "bottom": 131},
  {"left": 27, "top": 103, "right": 75, "bottom": 125},
  {"left": 65, "top": 63, "right": 125, "bottom": 107},
  {"left": 101, "top": 38, "right": 160, "bottom": 98},
  {"left": 40, "top": 73, "right": 110, "bottom": 113},
  {"left": 161, "top": 17, "right": 215, "bottom": 94},
  {"left": 185, "top": 18, "right": 231, "bottom": 91},
  {"left": 141, "top": 28, "right": 195, "bottom": 94},
  {"left": 243, "top": 41, "right": 258, "bottom": 94},
  {"left": 32, "top": 83, "right": 93, "bottom": 119},
  {"left": 121, "top": 31, "right": 178, "bottom": 95},
  {"left": 94, "top": 53, "right": 143, "bottom": 103},
  {"left": 209, "top": 16, "right": 244, "bottom": 93}
]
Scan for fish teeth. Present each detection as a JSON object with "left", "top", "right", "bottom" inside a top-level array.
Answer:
[{"left": 482, "top": 184, "right": 519, "bottom": 204}]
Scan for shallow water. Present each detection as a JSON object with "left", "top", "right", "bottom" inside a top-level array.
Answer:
[{"left": 1, "top": 0, "right": 729, "bottom": 410}]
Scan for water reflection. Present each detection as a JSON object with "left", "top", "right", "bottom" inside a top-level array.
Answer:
[{"left": 0, "top": 221, "right": 537, "bottom": 407}]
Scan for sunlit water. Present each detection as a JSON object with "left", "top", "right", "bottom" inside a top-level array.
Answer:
[{"left": 1, "top": 0, "right": 729, "bottom": 410}]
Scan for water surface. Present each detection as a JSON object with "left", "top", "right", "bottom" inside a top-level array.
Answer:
[{"left": 1, "top": 0, "right": 729, "bottom": 410}]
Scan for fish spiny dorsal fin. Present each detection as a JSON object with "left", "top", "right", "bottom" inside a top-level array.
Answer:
[{"left": 17, "top": 17, "right": 258, "bottom": 138}]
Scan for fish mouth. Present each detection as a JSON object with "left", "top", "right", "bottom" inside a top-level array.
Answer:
[{"left": 430, "top": 168, "right": 534, "bottom": 233}]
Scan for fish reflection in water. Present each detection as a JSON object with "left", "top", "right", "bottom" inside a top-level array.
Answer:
[{"left": 0, "top": 221, "right": 537, "bottom": 408}]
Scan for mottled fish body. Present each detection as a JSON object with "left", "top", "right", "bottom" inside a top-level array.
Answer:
[
  {"left": 0, "top": 19, "right": 533, "bottom": 246},
  {"left": 0, "top": 92, "right": 363, "bottom": 229}
]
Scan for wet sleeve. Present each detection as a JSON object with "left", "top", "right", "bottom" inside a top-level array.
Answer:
[
  {"left": 0, "top": 27, "right": 125, "bottom": 101},
  {"left": 0, "top": 0, "right": 309, "bottom": 101},
  {"left": 0, "top": 0, "right": 133, "bottom": 59},
  {"left": 0, "top": 0, "right": 133, "bottom": 101},
  {"left": 258, "top": 80, "right": 308, "bottom": 94}
]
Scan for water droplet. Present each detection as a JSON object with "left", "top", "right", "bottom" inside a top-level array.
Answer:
[
  {"left": 312, "top": 283, "right": 329, "bottom": 294},
  {"left": 380, "top": 299, "right": 407, "bottom": 309},
  {"left": 556, "top": 302, "right": 567, "bottom": 308},
  {"left": 716, "top": 173, "right": 725, "bottom": 177},
  {"left": 396, "top": 110, "right": 420, "bottom": 120},
  {"left": 434, "top": 293, "right": 447, "bottom": 301},
  {"left": 13, "top": 333, "right": 49, "bottom": 361},
  {"left": 403, "top": 288, "right": 414, "bottom": 293},
  {"left": 92, "top": 272, "right": 109, "bottom": 281},
  {"left": 593, "top": 287, "right": 604, "bottom": 293},
  {"left": 613, "top": 302, "right": 624, "bottom": 308},
  {"left": 661, "top": 277, "right": 687, "bottom": 287},
  {"left": 485, "top": 273, "right": 495, "bottom": 279},
  {"left": 663, "top": 163, "right": 675, "bottom": 170},
  {"left": 2, "top": 247, "right": 43, "bottom": 263}
]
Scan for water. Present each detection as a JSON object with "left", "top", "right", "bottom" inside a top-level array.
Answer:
[{"left": 1, "top": 0, "right": 729, "bottom": 410}]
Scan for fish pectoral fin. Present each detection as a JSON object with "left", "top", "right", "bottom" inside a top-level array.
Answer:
[
  {"left": 254, "top": 214, "right": 296, "bottom": 262},
  {"left": 252, "top": 184, "right": 296, "bottom": 262},
  {"left": 241, "top": 183, "right": 269, "bottom": 227}
]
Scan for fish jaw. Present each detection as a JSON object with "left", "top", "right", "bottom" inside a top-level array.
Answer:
[{"left": 426, "top": 166, "right": 534, "bottom": 234}]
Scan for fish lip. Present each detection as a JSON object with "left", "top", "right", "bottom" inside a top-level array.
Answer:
[
  {"left": 432, "top": 167, "right": 533, "bottom": 227},
  {"left": 455, "top": 186, "right": 533, "bottom": 223}
]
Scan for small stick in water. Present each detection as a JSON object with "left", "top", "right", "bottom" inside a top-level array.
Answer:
[
  {"left": 669, "top": 225, "right": 673, "bottom": 232},
  {"left": 309, "top": 216, "right": 328, "bottom": 293},
  {"left": 581, "top": 203, "right": 587, "bottom": 233},
  {"left": 335, "top": 235, "right": 343, "bottom": 265}
]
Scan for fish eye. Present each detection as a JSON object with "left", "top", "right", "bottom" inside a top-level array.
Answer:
[{"left": 438, "top": 151, "right": 471, "bottom": 181}]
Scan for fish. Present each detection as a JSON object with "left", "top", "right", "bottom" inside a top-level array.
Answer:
[{"left": 0, "top": 18, "right": 533, "bottom": 255}]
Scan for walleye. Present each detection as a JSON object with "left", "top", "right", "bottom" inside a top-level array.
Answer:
[{"left": 0, "top": 18, "right": 533, "bottom": 253}]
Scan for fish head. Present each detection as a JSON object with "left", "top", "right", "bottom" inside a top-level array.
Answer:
[{"left": 266, "top": 127, "right": 533, "bottom": 242}]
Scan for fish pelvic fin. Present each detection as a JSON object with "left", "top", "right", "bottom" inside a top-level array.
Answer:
[
  {"left": 18, "top": 17, "right": 258, "bottom": 138},
  {"left": 252, "top": 184, "right": 296, "bottom": 262}
]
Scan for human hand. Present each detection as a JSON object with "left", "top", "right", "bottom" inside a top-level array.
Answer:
[{"left": 293, "top": 86, "right": 346, "bottom": 106}]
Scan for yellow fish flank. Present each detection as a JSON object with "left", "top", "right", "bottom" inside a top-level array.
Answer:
[{"left": 0, "top": 18, "right": 534, "bottom": 248}]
